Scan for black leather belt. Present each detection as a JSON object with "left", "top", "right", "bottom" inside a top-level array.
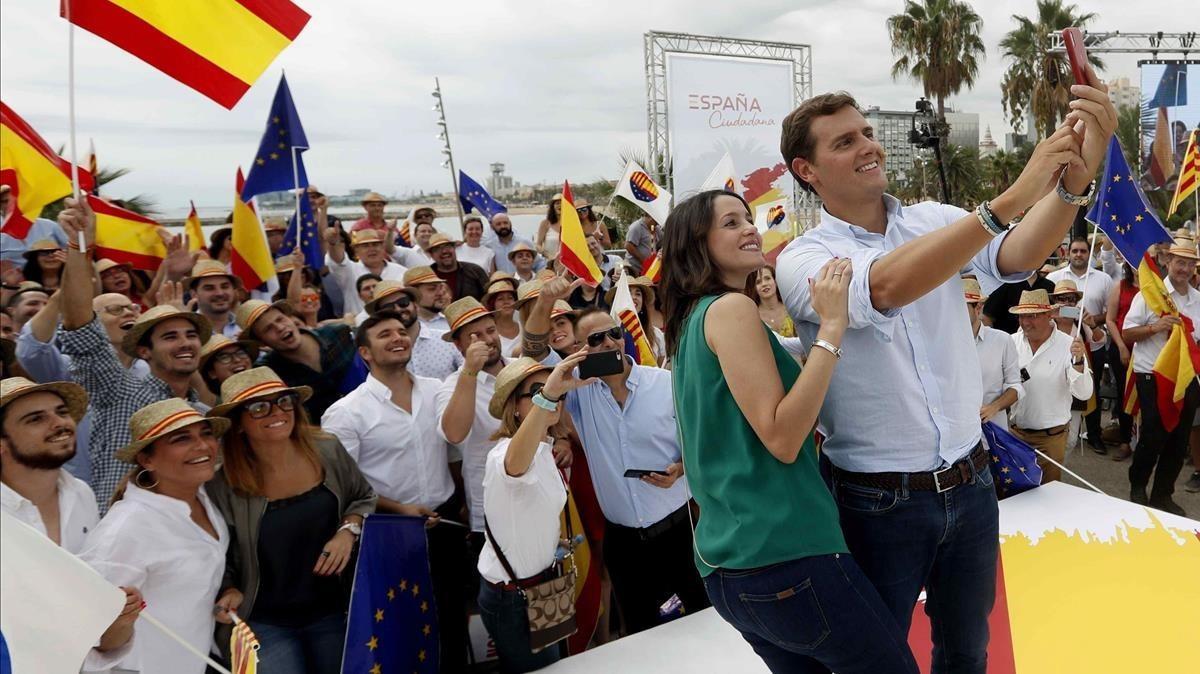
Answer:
[
  {"left": 485, "top": 567, "right": 554, "bottom": 592},
  {"left": 1011, "top": 424, "right": 1067, "bottom": 437},
  {"left": 832, "top": 444, "right": 988, "bottom": 493},
  {"left": 609, "top": 503, "right": 690, "bottom": 541}
]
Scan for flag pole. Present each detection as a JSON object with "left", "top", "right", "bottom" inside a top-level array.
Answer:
[
  {"left": 138, "top": 611, "right": 233, "bottom": 674},
  {"left": 64, "top": 0, "right": 85, "bottom": 251},
  {"left": 292, "top": 145, "right": 302, "bottom": 244},
  {"left": 1073, "top": 221, "right": 1100, "bottom": 341}
]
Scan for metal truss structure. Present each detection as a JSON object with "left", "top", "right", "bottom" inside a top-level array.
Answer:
[{"left": 1047, "top": 31, "right": 1199, "bottom": 56}]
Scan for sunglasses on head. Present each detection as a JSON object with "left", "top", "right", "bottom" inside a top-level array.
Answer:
[
  {"left": 243, "top": 393, "right": 298, "bottom": 419},
  {"left": 586, "top": 326, "right": 623, "bottom": 347},
  {"left": 517, "top": 382, "right": 546, "bottom": 400}
]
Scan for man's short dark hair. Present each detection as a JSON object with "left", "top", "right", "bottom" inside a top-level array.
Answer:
[
  {"left": 780, "top": 91, "right": 862, "bottom": 195},
  {"left": 355, "top": 311, "right": 406, "bottom": 351},
  {"left": 1069, "top": 236, "right": 1090, "bottom": 249},
  {"left": 355, "top": 273, "right": 383, "bottom": 294}
]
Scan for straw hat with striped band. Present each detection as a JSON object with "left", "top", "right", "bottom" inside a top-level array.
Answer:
[
  {"left": 94, "top": 258, "right": 133, "bottom": 277},
  {"left": 208, "top": 367, "right": 313, "bottom": 418},
  {"left": 116, "top": 398, "right": 229, "bottom": 463},
  {"left": 482, "top": 281, "right": 519, "bottom": 310},
  {"left": 120, "top": 305, "right": 213, "bottom": 357},
  {"left": 349, "top": 229, "right": 384, "bottom": 248},
  {"left": 514, "top": 278, "right": 544, "bottom": 310},
  {"left": 1166, "top": 237, "right": 1199, "bottom": 261},
  {"left": 198, "top": 334, "right": 260, "bottom": 373},
  {"left": 489, "top": 357, "right": 552, "bottom": 420},
  {"left": 263, "top": 218, "right": 288, "bottom": 233},
  {"left": 0, "top": 376, "right": 88, "bottom": 422},
  {"left": 234, "top": 299, "right": 292, "bottom": 335},
  {"left": 550, "top": 300, "right": 577, "bottom": 321},
  {"left": 1050, "top": 279, "right": 1081, "bottom": 300},
  {"left": 441, "top": 297, "right": 496, "bottom": 342},
  {"left": 186, "top": 259, "right": 241, "bottom": 290},
  {"left": 961, "top": 277, "right": 986, "bottom": 303},
  {"left": 365, "top": 280, "right": 417, "bottom": 315},
  {"left": 1008, "top": 289, "right": 1054, "bottom": 315},
  {"left": 361, "top": 192, "right": 389, "bottom": 205},
  {"left": 488, "top": 271, "right": 519, "bottom": 292},
  {"left": 507, "top": 242, "right": 537, "bottom": 262},
  {"left": 20, "top": 239, "right": 62, "bottom": 260},
  {"left": 604, "top": 275, "right": 656, "bottom": 308},
  {"left": 402, "top": 266, "right": 444, "bottom": 287},
  {"left": 427, "top": 232, "right": 460, "bottom": 252},
  {"left": 275, "top": 256, "right": 300, "bottom": 275}
]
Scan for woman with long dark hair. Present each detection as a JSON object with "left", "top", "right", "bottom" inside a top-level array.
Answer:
[
  {"left": 661, "top": 190, "right": 917, "bottom": 674},
  {"left": 746, "top": 265, "right": 795, "bottom": 337},
  {"left": 21, "top": 240, "right": 65, "bottom": 290},
  {"left": 535, "top": 194, "right": 563, "bottom": 260}
]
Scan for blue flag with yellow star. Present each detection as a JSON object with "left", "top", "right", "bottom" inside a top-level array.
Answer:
[
  {"left": 459, "top": 170, "right": 508, "bottom": 220},
  {"left": 241, "top": 73, "right": 308, "bottom": 201},
  {"left": 279, "top": 190, "right": 322, "bottom": 267},
  {"left": 1086, "top": 137, "right": 1172, "bottom": 264},
  {"left": 342, "top": 515, "right": 438, "bottom": 674}
]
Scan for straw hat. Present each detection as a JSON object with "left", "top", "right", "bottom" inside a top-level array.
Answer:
[
  {"left": 198, "top": 334, "right": 260, "bottom": 373},
  {"left": 514, "top": 279, "right": 544, "bottom": 310},
  {"left": 361, "top": 192, "right": 388, "bottom": 205},
  {"left": 234, "top": 299, "right": 291, "bottom": 335},
  {"left": 962, "top": 277, "right": 985, "bottom": 303},
  {"left": 120, "top": 305, "right": 212, "bottom": 357},
  {"left": 536, "top": 269, "right": 558, "bottom": 282},
  {"left": 482, "top": 281, "right": 518, "bottom": 309},
  {"left": 1050, "top": 279, "right": 1081, "bottom": 298},
  {"left": 1008, "top": 289, "right": 1054, "bottom": 315},
  {"left": 21, "top": 239, "right": 62, "bottom": 260},
  {"left": 0, "top": 376, "right": 88, "bottom": 421},
  {"left": 489, "top": 357, "right": 552, "bottom": 419},
  {"left": 15, "top": 281, "right": 44, "bottom": 292},
  {"left": 550, "top": 300, "right": 577, "bottom": 321},
  {"left": 275, "top": 256, "right": 300, "bottom": 275},
  {"left": 507, "top": 242, "right": 537, "bottom": 262},
  {"left": 488, "top": 271, "right": 519, "bottom": 292},
  {"left": 365, "top": 280, "right": 417, "bottom": 314},
  {"left": 350, "top": 229, "right": 384, "bottom": 248},
  {"left": 550, "top": 193, "right": 563, "bottom": 203},
  {"left": 427, "top": 232, "right": 459, "bottom": 252},
  {"left": 263, "top": 219, "right": 288, "bottom": 233},
  {"left": 186, "top": 259, "right": 241, "bottom": 289},
  {"left": 116, "top": 398, "right": 229, "bottom": 463},
  {"left": 407, "top": 205, "right": 436, "bottom": 220},
  {"left": 604, "top": 276, "right": 656, "bottom": 308},
  {"left": 402, "top": 266, "right": 443, "bottom": 286},
  {"left": 208, "top": 367, "right": 312, "bottom": 418},
  {"left": 441, "top": 297, "right": 495, "bottom": 342},
  {"left": 1166, "top": 237, "right": 1199, "bottom": 261},
  {"left": 94, "top": 259, "right": 132, "bottom": 276}
]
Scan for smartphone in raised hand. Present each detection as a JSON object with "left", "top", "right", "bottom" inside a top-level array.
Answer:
[{"left": 1062, "top": 27, "right": 1089, "bottom": 86}]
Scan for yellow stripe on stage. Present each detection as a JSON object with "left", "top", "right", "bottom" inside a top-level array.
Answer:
[{"left": 107, "top": 0, "right": 292, "bottom": 84}]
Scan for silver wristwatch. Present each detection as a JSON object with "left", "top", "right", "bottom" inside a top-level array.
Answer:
[
  {"left": 1056, "top": 175, "right": 1097, "bottom": 207},
  {"left": 338, "top": 521, "right": 362, "bottom": 537}
]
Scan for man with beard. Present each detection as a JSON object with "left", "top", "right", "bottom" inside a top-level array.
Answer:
[
  {"left": 326, "top": 228, "right": 406, "bottom": 315},
  {"left": 404, "top": 266, "right": 452, "bottom": 334},
  {"left": 428, "top": 232, "right": 490, "bottom": 301},
  {"left": 187, "top": 259, "right": 242, "bottom": 338},
  {"left": 485, "top": 213, "right": 542, "bottom": 275},
  {"left": 322, "top": 312, "right": 468, "bottom": 670},
  {"left": 235, "top": 298, "right": 365, "bottom": 420},
  {"left": 365, "top": 281, "right": 462, "bottom": 380},
  {"left": 0, "top": 376, "right": 97, "bottom": 552},
  {"left": 56, "top": 197, "right": 212, "bottom": 511}
]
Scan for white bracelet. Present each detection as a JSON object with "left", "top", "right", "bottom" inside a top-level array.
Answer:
[{"left": 811, "top": 338, "right": 842, "bottom": 359}]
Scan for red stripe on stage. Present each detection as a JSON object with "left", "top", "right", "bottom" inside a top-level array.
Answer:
[
  {"left": 94, "top": 246, "right": 163, "bottom": 272},
  {"left": 62, "top": 0, "right": 250, "bottom": 109},
  {"left": 234, "top": 0, "right": 311, "bottom": 40}
]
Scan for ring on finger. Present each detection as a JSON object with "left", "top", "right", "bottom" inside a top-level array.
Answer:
[{"left": 321, "top": 551, "right": 331, "bottom": 557}]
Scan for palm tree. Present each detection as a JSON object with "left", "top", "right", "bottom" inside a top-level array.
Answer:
[
  {"left": 999, "top": 0, "right": 1103, "bottom": 140},
  {"left": 984, "top": 149, "right": 1023, "bottom": 195},
  {"left": 43, "top": 146, "right": 157, "bottom": 220},
  {"left": 887, "top": 0, "right": 986, "bottom": 132},
  {"left": 1114, "top": 104, "right": 1143, "bottom": 171}
]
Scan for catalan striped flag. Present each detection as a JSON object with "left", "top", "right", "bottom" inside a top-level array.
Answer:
[
  {"left": 0, "top": 102, "right": 94, "bottom": 239},
  {"left": 231, "top": 168, "right": 275, "bottom": 290},
  {"left": 185, "top": 201, "right": 205, "bottom": 252},
  {"left": 89, "top": 195, "right": 166, "bottom": 270},
  {"left": 1169, "top": 129, "right": 1199, "bottom": 218},
  {"left": 557, "top": 181, "right": 603, "bottom": 287},
  {"left": 61, "top": 0, "right": 311, "bottom": 109},
  {"left": 228, "top": 612, "right": 261, "bottom": 674},
  {"left": 610, "top": 272, "right": 657, "bottom": 367}
]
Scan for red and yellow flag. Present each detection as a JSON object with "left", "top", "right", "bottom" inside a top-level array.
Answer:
[
  {"left": 229, "top": 614, "right": 260, "bottom": 674},
  {"left": 231, "top": 168, "right": 275, "bottom": 290},
  {"left": 610, "top": 272, "right": 658, "bottom": 367},
  {"left": 185, "top": 200, "right": 205, "bottom": 252},
  {"left": 557, "top": 181, "right": 603, "bottom": 287},
  {"left": 61, "top": 0, "right": 310, "bottom": 109},
  {"left": 1169, "top": 129, "right": 1199, "bottom": 218},
  {"left": 0, "top": 102, "right": 94, "bottom": 239},
  {"left": 642, "top": 251, "right": 662, "bottom": 284},
  {"left": 90, "top": 195, "right": 166, "bottom": 270}
]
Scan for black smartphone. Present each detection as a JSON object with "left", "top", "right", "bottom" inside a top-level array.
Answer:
[
  {"left": 623, "top": 469, "right": 667, "bottom": 479},
  {"left": 579, "top": 350, "right": 624, "bottom": 379}
]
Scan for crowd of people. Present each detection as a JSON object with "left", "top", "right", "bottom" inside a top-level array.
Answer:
[{"left": 0, "top": 61, "right": 1194, "bottom": 674}]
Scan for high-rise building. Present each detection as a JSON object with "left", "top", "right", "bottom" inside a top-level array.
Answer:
[
  {"left": 863, "top": 106, "right": 921, "bottom": 180},
  {"left": 944, "top": 110, "right": 980, "bottom": 149},
  {"left": 979, "top": 125, "right": 998, "bottom": 158},
  {"left": 486, "top": 162, "right": 517, "bottom": 197},
  {"left": 1108, "top": 76, "right": 1142, "bottom": 112}
]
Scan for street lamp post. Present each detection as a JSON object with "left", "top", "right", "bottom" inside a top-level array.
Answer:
[{"left": 432, "top": 77, "right": 466, "bottom": 234}]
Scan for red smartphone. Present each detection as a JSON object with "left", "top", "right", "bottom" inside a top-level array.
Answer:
[{"left": 1062, "top": 27, "right": 1089, "bottom": 86}]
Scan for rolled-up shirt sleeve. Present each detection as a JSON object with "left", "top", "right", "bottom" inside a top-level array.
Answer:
[
  {"left": 776, "top": 241, "right": 899, "bottom": 339},
  {"left": 1066, "top": 360, "right": 1094, "bottom": 400},
  {"left": 999, "top": 336, "right": 1025, "bottom": 401},
  {"left": 15, "top": 323, "right": 72, "bottom": 383},
  {"left": 953, "top": 203, "right": 1033, "bottom": 294}
]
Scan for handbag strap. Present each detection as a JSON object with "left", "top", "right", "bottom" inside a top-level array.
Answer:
[{"left": 485, "top": 442, "right": 575, "bottom": 584}]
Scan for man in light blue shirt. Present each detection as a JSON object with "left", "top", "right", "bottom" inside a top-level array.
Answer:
[
  {"left": 776, "top": 82, "right": 1115, "bottom": 673},
  {"left": 1, "top": 218, "right": 68, "bottom": 263},
  {"left": 484, "top": 213, "right": 545, "bottom": 274}
]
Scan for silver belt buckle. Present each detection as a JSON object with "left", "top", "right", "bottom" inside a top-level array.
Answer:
[{"left": 933, "top": 465, "right": 955, "bottom": 493}]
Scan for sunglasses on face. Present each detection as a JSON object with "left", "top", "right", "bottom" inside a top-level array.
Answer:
[
  {"left": 576, "top": 205, "right": 593, "bottom": 215},
  {"left": 212, "top": 348, "right": 250, "bottom": 365},
  {"left": 586, "top": 326, "right": 623, "bottom": 347},
  {"left": 101, "top": 303, "right": 141, "bottom": 316},
  {"left": 517, "top": 382, "right": 546, "bottom": 400},
  {"left": 300, "top": 293, "right": 321, "bottom": 303},
  {"left": 377, "top": 295, "right": 413, "bottom": 312},
  {"left": 243, "top": 393, "right": 298, "bottom": 419}
]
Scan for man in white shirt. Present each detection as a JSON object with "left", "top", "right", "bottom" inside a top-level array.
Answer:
[
  {"left": 1008, "top": 289, "right": 1092, "bottom": 484},
  {"left": 0, "top": 376, "right": 97, "bottom": 552},
  {"left": 964, "top": 278, "right": 1022, "bottom": 429},
  {"left": 325, "top": 228, "right": 406, "bottom": 314},
  {"left": 404, "top": 266, "right": 452, "bottom": 335},
  {"left": 365, "top": 281, "right": 463, "bottom": 380},
  {"left": 1121, "top": 238, "right": 1200, "bottom": 516},
  {"left": 322, "top": 312, "right": 467, "bottom": 670},
  {"left": 1047, "top": 237, "right": 1113, "bottom": 452}
]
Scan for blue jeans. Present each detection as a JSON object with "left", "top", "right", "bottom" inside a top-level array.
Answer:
[
  {"left": 248, "top": 613, "right": 346, "bottom": 674},
  {"left": 832, "top": 454, "right": 999, "bottom": 674},
  {"left": 705, "top": 554, "right": 918, "bottom": 674},
  {"left": 478, "top": 581, "right": 562, "bottom": 673}
]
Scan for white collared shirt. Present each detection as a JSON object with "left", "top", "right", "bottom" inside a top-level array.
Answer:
[
  {"left": 322, "top": 373, "right": 455, "bottom": 509},
  {"left": 478, "top": 439, "right": 567, "bottom": 584},
  {"left": 80, "top": 483, "right": 227, "bottom": 674},
  {"left": 975, "top": 325, "right": 1024, "bottom": 429},
  {"left": 0, "top": 470, "right": 98, "bottom": 554},
  {"left": 436, "top": 364, "right": 504, "bottom": 532},
  {"left": 1123, "top": 282, "right": 1200, "bottom": 374},
  {"left": 1009, "top": 329, "right": 1093, "bottom": 430},
  {"left": 325, "top": 255, "right": 407, "bottom": 315}
]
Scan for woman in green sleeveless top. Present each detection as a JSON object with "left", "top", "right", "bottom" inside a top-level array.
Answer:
[{"left": 661, "top": 190, "right": 917, "bottom": 674}]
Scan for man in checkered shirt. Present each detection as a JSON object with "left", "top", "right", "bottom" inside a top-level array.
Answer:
[{"left": 56, "top": 198, "right": 211, "bottom": 511}]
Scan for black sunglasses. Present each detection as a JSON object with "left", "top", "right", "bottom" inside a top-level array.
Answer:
[
  {"left": 243, "top": 393, "right": 298, "bottom": 419},
  {"left": 586, "top": 326, "right": 623, "bottom": 348},
  {"left": 517, "top": 382, "right": 546, "bottom": 400},
  {"left": 377, "top": 295, "right": 413, "bottom": 311},
  {"left": 576, "top": 205, "right": 593, "bottom": 215}
]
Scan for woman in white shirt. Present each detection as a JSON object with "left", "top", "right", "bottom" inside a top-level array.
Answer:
[
  {"left": 81, "top": 398, "right": 230, "bottom": 674},
  {"left": 479, "top": 351, "right": 590, "bottom": 672},
  {"left": 459, "top": 217, "right": 497, "bottom": 273}
]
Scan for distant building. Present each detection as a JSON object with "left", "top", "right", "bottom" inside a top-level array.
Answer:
[
  {"left": 863, "top": 106, "right": 921, "bottom": 180},
  {"left": 1108, "top": 76, "right": 1141, "bottom": 112},
  {"left": 979, "top": 125, "right": 998, "bottom": 158},
  {"left": 944, "top": 109, "right": 980, "bottom": 149},
  {"left": 1004, "top": 132, "right": 1029, "bottom": 153},
  {"left": 487, "top": 162, "right": 519, "bottom": 198}
]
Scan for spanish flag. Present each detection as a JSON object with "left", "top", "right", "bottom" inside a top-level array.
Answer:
[
  {"left": 185, "top": 201, "right": 205, "bottom": 252},
  {"left": 61, "top": 0, "right": 311, "bottom": 109},
  {"left": 231, "top": 168, "right": 275, "bottom": 290},
  {"left": 557, "top": 180, "right": 603, "bottom": 287},
  {"left": 1, "top": 102, "right": 94, "bottom": 239},
  {"left": 642, "top": 251, "right": 662, "bottom": 284},
  {"left": 89, "top": 195, "right": 166, "bottom": 271}
]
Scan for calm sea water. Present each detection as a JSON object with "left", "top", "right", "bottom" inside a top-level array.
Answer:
[{"left": 196, "top": 214, "right": 545, "bottom": 247}]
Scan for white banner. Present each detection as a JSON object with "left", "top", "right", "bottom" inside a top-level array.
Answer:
[{"left": 665, "top": 53, "right": 796, "bottom": 208}]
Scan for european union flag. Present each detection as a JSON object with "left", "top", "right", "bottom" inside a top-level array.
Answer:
[
  {"left": 459, "top": 170, "right": 508, "bottom": 220},
  {"left": 241, "top": 74, "right": 308, "bottom": 201},
  {"left": 1085, "top": 137, "right": 1172, "bottom": 264},
  {"left": 342, "top": 515, "right": 438, "bottom": 674},
  {"left": 278, "top": 191, "right": 322, "bottom": 268},
  {"left": 982, "top": 422, "right": 1042, "bottom": 498},
  {"left": 1148, "top": 63, "right": 1188, "bottom": 108}
]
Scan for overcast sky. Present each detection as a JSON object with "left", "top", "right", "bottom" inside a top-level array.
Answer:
[{"left": 0, "top": 0, "right": 1189, "bottom": 212}]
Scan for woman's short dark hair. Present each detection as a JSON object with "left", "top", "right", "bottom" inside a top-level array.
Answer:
[{"left": 660, "top": 189, "right": 755, "bottom": 358}]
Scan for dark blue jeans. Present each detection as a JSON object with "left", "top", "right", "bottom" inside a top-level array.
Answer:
[
  {"left": 704, "top": 554, "right": 919, "bottom": 674},
  {"left": 478, "top": 581, "right": 563, "bottom": 673},
  {"left": 248, "top": 613, "right": 346, "bottom": 674},
  {"left": 832, "top": 455, "right": 999, "bottom": 674}
]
